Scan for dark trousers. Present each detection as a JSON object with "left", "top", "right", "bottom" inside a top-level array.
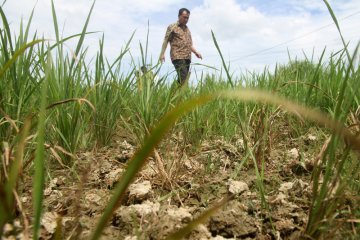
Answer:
[{"left": 172, "top": 59, "right": 191, "bottom": 85}]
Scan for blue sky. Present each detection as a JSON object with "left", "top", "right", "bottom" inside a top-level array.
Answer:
[{"left": 2, "top": 0, "right": 360, "bottom": 81}]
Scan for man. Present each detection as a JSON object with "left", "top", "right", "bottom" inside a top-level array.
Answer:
[
  {"left": 160, "top": 8, "right": 202, "bottom": 85},
  {"left": 135, "top": 66, "right": 147, "bottom": 91},
  {"left": 135, "top": 66, "right": 156, "bottom": 91}
]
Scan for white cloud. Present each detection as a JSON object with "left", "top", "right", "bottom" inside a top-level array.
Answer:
[
  {"left": 118, "top": 0, "right": 184, "bottom": 13},
  {"left": 189, "top": 0, "right": 360, "bottom": 73},
  {"left": 2, "top": 1, "right": 169, "bottom": 63},
  {"left": 2, "top": 0, "right": 360, "bottom": 78},
  {"left": 286, "top": 0, "right": 360, "bottom": 14}
]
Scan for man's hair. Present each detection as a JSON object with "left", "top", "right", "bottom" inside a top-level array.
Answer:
[
  {"left": 140, "top": 66, "right": 147, "bottom": 73},
  {"left": 178, "top": 8, "right": 190, "bottom": 16}
]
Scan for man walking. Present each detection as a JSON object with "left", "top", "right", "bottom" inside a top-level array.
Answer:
[{"left": 160, "top": 8, "right": 202, "bottom": 85}]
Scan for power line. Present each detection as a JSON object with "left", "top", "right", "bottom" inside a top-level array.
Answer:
[
  {"left": 192, "top": 38, "right": 360, "bottom": 73},
  {"left": 192, "top": 39, "right": 359, "bottom": 73},
  {"left": 244, "top": 37, "right": 359, "bottom": 57},
  {"left": 204, "top": 32, "right": 359, "bottom": 59},
  {"left": 228, "top": 10, "right": 360, "bottom": 62}
]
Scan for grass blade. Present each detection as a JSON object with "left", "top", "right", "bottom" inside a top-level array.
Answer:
[
  {"left": 0, "top": 118, "right": 31, "bottom": 234},
  {"left": 322, "top": 0, "right": 353, "bottom": 70},
  {"left": 5, "top": 117, "right": 31, "bottom": 207},
  {"left": 165, "top": 195, "right": 234, "bottom": 240},
  {"left": 90, "top": 94, "right": 214, "bottom": 240},
  {"left": 32, "top": 47, "right": 50, "bottom": 240},
  {"left": 69, "top": 0, "right": 96, "bottom": 74},
  {"left": 211, "top": 30, "right": 234, "bottom": 87},
  {"left": 51, "top": 0, "right": 60, "bottom": 43},
  {"left": 0, "top": 6, "right": 14, "bottom": 54},
  {"left": 0, "top": 39, "right": 44, "bottom": 78}
]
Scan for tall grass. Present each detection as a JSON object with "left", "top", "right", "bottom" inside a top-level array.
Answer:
[
  {"left": 0, "top": 0, "right": 359, "bottom": 239},
  {"left": 88, "top": 33, "right": 134, "bottom": 146}
]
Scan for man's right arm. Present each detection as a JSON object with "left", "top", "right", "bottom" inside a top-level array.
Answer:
[{"left": 160, "top": 25, "right": 173, "bottom": 62}]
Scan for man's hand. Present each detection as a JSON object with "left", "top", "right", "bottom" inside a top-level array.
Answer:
[
  {"left": 160, "top": 54, "right": 165, "bottom": 63},
  {"left": 195, "top": 51, "right": 202, "bottom": 60}
]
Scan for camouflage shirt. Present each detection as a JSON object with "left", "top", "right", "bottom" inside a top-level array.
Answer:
[{"left": 163, "top": 22, "right": 193, "bottom": 61}]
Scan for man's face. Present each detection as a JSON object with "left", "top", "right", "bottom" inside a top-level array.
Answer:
[{"left": 178, "top": 11, "right": 189, "bottom": 25}]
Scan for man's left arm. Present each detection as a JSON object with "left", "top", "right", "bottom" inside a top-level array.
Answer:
[
  {"left": 189, "top": 33, "right": 202, "bottom": 59},
  {"left": 191, "top": 46, "right": 202, "bottom": 59}
]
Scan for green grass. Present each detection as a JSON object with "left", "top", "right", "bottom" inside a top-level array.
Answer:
[{"left": 0, "top": 0, "right": 360, "bottom": 239}]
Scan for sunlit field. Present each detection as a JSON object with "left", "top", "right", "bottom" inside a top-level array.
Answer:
[{"left": 1, "top": 1, "right": 360, "bottom": 239}]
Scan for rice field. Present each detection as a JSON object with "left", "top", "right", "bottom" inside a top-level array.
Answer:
[{"left": 1, "top": 1, "right": 360, "bottom": 239}]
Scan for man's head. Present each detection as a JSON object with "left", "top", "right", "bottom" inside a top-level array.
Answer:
[
  {"left": 140, "top": 66, "right": 147, "bottom": 73},
  {"left": 178, "top": 8, "right": 190, "bottom": 25}
]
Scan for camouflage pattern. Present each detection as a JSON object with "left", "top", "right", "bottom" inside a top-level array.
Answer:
[{"left": 163, "top": 22, "right": 193, "bottom": 61}]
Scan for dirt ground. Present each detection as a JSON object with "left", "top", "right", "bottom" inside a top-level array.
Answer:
[{"left": 3, "top": 125, "right": 333, "bottom": 239}]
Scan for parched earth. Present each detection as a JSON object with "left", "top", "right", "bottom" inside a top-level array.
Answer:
[{"left": 4, "top": 127, "right": 327, "bottom": 239}]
